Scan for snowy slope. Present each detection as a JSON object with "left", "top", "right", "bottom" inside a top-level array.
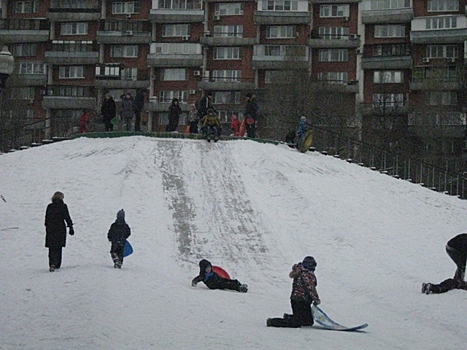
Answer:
[{"left": 1, "top": 136, "right": 466, "bottom": 350}]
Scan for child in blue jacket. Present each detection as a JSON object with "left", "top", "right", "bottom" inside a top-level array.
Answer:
[{"left": 192, "top": 259, "right": 248, "bottom": 292}]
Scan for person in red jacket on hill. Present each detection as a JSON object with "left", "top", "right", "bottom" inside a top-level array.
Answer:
[
  {"left": 79, "top": 111, "right": 90, "bottom": 133},
  {"left": 231, "top": 114, "right": 240, "bottom": 136},
  {"left": 267, "top": 256, "right": 320, "bottom": 327}
]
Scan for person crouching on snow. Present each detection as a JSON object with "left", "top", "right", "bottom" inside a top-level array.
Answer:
[
  {"left": 107, "top": 209, "right": 131, "bottom": 268},
  {"left": 191, "top": 259, "right": 248, "bottom": 292},
  {"left": 267, "top": 256, "right": 320, "bottom": 327}
]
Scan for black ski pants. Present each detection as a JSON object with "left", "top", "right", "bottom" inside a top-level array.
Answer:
[
  {"left": 429, "top": 278, "right": 467, "bottom": 293},
  {"left": 110, "top": 242, "right": 124, "bottom": 264},
  {"left": 267, "top": 299, "right": 313, "bottom": 328},
  {"left": 48, "top": 247, "right": 63, "bottom": 268},
  {"left": 446, "top": 244, "right": 466, "bottom": 280}
]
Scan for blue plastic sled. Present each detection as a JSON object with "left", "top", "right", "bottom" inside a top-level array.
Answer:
[{"left": 123, "top": 240, "right": 133, "bottom": 257}]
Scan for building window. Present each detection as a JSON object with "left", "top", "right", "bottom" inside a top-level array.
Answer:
[
  {"left": 105, "top": 21, "right": 144, "bottom": 31},
  {"left": 13, "top": 0, "right": 38, "bottom": 14},
  {"left": 318, "top": 49, "right": 348, "bottom": 62},
  {"left": 262, "top": 0, "right": 299, "bottom": 11},
  {"left": 214, "top": 91, "right": 241, "bottom": 104},
  {"left": 159, "top": 91, "right": 188, "bottom": 103},
  {"left": 122, "top": 68, "right": 137, "bottom": 80},
  {"left": 213, "top": 25, "right": 243, "bottom": 37},
  {"left": 161, "top": 68, "right": 187, "bottom": 81},
  {"left": 213, "top": 47, "right": 241, "bottom": 60},
  {"left": 153, "top": 43, "right": 199, "bottom": 54},
  {"left": 427, "top": 91, "right": 457, "bottom": 106},
  {"left": 10, "top": 87, "right": 35, "bottom": 100},
  {"left": 318, "top": 27, "right": 350, "bottom": 39},
  {"left": 60, "top": 22, "right": 88, "bottom": 35},
  {"left": 374, "top": 25, "right": 405, "bottom": 38},
  {"left": 10, "top": 43, "right": 37, "bottom": 57},
  {"left": 59, "top": 66, "right": 84, "bottom": 79},
  {"left": 158, "top": 0, "right": 201, "bottom": 10},
  {"left": 266, "top": 26, "right": 296, "bottom": 39},
  {"left": 373, "top": 44, "right": 410, "bottom": 56},
  {"left": 426, "top": 45, "right": 458, "bottom": 58},
  {"left": 426, "top": 16, "right": 457, "bottom": 29},
  {"left": 317, "top": 72, "right": 348, "bottom": 84},
  {"left": 372, "top": 93, "right": 405, "bottom": 108},
  {"left": 110, "top": 45, "right": 138, "bottom": 58},
  {"left": 212, "top": 70, "right": 241, "bottom": 82},
  {"left": 112, "top": 1, "right": 141, "bottom": 14},
  {"left": 368, "top": 0, "right": 412, "bottom": 10},
  {"left": 162, "top": 24, "right": 190, "bottom": 37},
  {"left": 18, "top": 62, "right": 46, "bottom": 74},
  {"left": 427, "top": 0, "right": 459, "bottom": 12},
  {"left": 373, "top": 71, "right": 403, "bottom": 83},
  {"left": 319, "top": 4, "right": 349, "bottom": 18},
  {"left": 95, "top": 64, "right": 121, "bottom": 78},
  {"left": 215, "top": 2, "right": 243, "bottom": 15}
]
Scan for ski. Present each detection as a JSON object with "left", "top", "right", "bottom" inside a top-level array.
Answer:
[{"left": 311, "top": 305, "right": 368, "bottom": 332}]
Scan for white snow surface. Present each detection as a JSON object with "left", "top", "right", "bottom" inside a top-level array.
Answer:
[{"left": 1, "top": 136, "right": 466, "bottom": 350}]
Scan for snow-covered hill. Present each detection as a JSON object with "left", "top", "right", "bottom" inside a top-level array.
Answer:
[{"left": 1, "top": 136, "right": 466, "bottom": 350}]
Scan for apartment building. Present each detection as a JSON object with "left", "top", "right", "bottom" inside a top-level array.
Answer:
[{"left": 0, "top": 0, "right": 466, "bottom": 164}]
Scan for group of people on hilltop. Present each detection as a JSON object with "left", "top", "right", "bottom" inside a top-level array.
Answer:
[{"left": 95, "top": 89, "right": 148, "bottom": 133}]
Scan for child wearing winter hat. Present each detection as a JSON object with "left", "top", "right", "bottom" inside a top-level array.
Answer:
[
  {"left": 267, "top": 256, "right": 320, "bottom": 328},
  {"left": 107, "top": 209, "right": 131, "bottom": 268},
  {"left": 191, "top": 259, "right": 248, "bottom": 292}
]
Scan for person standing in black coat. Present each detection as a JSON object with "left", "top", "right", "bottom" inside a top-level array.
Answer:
[
  {"left": 107, "top": 209, "right": 131, "bottom": 268},
  {"left": 132, "top": 88, "right": 147, "bottom": 132},
  {"left": 167, "top": 98, "right": 182, "bottom": 132},
  {"left": 244, "top": 92, "right": 259, "bottom": 138},
  {"left": 101, "top": 94, "right": 116, "bottom": 132},
  {"left": 44, "top": 191, "right": 74, "bottom": 272}
]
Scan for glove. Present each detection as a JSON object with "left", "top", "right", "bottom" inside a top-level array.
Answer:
[
  {"left": 69, "top": 227, "right": 74, "bottom": 236},
  {"left": 313, "top": 299, "right": 321, "bottom": 306}
]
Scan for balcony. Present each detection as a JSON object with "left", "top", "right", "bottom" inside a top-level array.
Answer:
[
  {"left": 44, "top": 41, "right": 99, "bottom": 65},
  {"left": 97, "top": 20, "right": 152, "bottom": 44},
  {"left": 254, "top": 11, "right": 311, "bottom": 25},
  {"left": 199, "top": 34, "right": 257, "bottom": 46},
  {"left": 198, "top": 77, "right": 255, "bottom": 91},
  {"left": 149, "top": 8, "right": 204, "bottom": 23},
  {"left": 408, "top": 112, "right": 466, "bottom": 138},
  {"left": 47, "top": 0, "right": 101, "bottom": 21},
  {"left": 360, "top": 102, "right": 410, "bottom": 116},
  {"left": 362, "top": 56, "right": 412, "bottom": 70},
  {"left": 252, "top": 45, "right": 309, "bottom": 69},
  {"left": 410, "top": 16, "right": 467, "bottom": 44},
  {"left": 7, "top": 73, "right": 47, "bottom": 87},
  {"left": 361, "top": 0, "right": 413, "bottom": 24},
  {"left": 313, "top": 80, "right": 360, "bottom": 94},
  {"left": 95, "top": 65, "right": 150, "bottom": 89},
  {"left": 42, "top": 85, "right": 96, "bottom": 109},
  {"left": 409, "top": 78, "right": 461, "bottom": 91},
  {"left": 0, "top": 19, "right": 49, "bottom": 43},
  {"left": 308, "top": 34, "right": 361, "bottom": 49},
  {"left": 147, "top": 43, "right": 203, "bottom": 67},
  {"left": 96, "top": 30, "right": 151, "bottom": 44}
]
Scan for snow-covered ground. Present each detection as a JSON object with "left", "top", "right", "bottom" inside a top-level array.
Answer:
[{"left": 1, "top": 136, "right": 466, "bottom": 350}]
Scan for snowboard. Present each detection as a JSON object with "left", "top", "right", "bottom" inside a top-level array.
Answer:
[
  {"left": 123, "top": 240, "right": 133, "bottom": 257},
  {"left": 311, "top": 305, "right": 368, "bottom": 331},
  {"left": 297, "top": 130, "right": 313, "bottom": 153},
  {"left": 212, "top": 265, "right": 230, "bottom": 279}
]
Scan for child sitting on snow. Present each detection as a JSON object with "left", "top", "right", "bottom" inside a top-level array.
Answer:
[
  {"left": 192, "top": 259, "right": 248, "bottom": 292},
  {"left": 107, "top": 209, "right": 131, "bottom": 268}
]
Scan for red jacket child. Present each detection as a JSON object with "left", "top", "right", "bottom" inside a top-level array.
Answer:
[
  {"left": 79, "top": 112, "right": 90, "bottom": 133},
  {"left": 231, "top": 115, "right": 240, "bottom": 136}
]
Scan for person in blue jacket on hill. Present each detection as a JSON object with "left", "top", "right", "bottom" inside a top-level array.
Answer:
[
  {"left": 107, "top": 209, "right": 131, "bottom": 268},
  {"left": 191, "top": 259, "right": 248, "bottom": 292},
  {"left": 296, "top": 116, "right": 308, "bottom": 149},
  {"left": 267, "top": 256, "right": 320, "bottom": 327}
]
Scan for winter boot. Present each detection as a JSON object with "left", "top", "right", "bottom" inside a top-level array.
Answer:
[
  {"left": 238, "top": 284, "right": 248, "bottom": 293},
  {"left": 49, "top": 265, "right": 55, "bottom": 272},
  {"left": 266, "top": 318, "right": 273, "bottom": 327},
  {"left": 283, "top": 313, "right": 292, "bottom": 320},
  {"left": 422, "top": 283, "right": 432, "bottom": 294}
]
